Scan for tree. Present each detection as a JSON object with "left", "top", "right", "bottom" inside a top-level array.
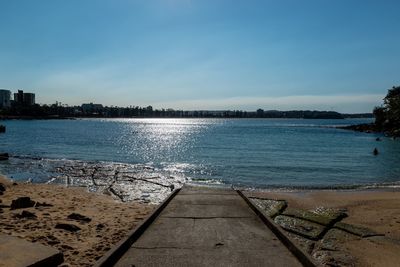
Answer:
[
  {"left": 383, "top": 86, "right": 400, "bottom": 129},
  {"left": 374, "top": 86, "right": 400, "bottom": 135}
]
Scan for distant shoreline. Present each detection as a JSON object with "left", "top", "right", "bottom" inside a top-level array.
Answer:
[{"left": 0, "top": 115, "right": 373, "bottom": 121}]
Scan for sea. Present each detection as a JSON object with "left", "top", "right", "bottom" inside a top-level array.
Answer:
[{"left": 1, "top": 118, "right": 399, "bottom": 203}]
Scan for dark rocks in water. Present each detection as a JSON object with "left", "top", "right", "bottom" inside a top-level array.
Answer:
[
  {"left": 0, "top": 125, "right": 5, "bottom": 133},
  {"left": 15, "top": 210, "right": 37, "bottom": 219},
  {"left": 0, "top": 153, "right": 9, "bottom": 161},
  {"left": 55, "top": 223, "right": 81, "bottom": 232},
  {"left": 373, "top": 148, "right": 379, "bottom": 156},
  {"left": 376, "top": 137, "right": 381, "bottom": 141},
  {"left": 67, "top": 213, "right": 91, "bottom": 223},
  {"left": 10, "top": 197, "right": 36, "bottom": 210},
  {"left": 338, "top": 123, "right": 378, "bottom": 133}
]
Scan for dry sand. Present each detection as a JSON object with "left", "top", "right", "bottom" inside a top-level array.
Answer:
[
  {"left": 248, "top": 189, "right": 400, "bottom": 267},
  {"left": 0, "top": 175, "right": 155, "bottom": 266}
]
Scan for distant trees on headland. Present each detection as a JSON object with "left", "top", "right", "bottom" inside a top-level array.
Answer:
[
  {"left": 0, "top": 102, "right": 352, "bottom": 120},
  {"left": 373, "top": 86, "right": 400, "bottom": 136},
  {"left": 340, "top": 86, "right": 400, "bottom": 137}
]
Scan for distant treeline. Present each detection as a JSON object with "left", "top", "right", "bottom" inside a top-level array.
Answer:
[
  {"left": 0, "top": 103, "right": 371, "bottom": 120},
  {"left": 339, "top": 86, "right": 400, "bottom": 137}
]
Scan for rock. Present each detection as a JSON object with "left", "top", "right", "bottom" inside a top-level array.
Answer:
[
  {"left": 67, "top": 213, "right": 91, "bottom": 223},
  {"left": 376, "top": 137, "right": 381, "bottom": 141},
  {"left": 10, "top": 197, "right": 36, "bottom": 210},
  {"left": 15, "top": 210, "right": 37, "bottom": 219},
  {"left": 283, "top": 207, "right": 347, "bottom": 226},
  {"left": 334, "top": 222, "right": 382, "bottom": 237},
  {"left": 35, "top": 202, "right": 54, "bottom": 207},
  {"left": 0, "top": 153, "right": 9, "bottom": 161},
  {"left": 96, "top": 223, "right": 106, "bottom": 231},
  {"left": 274, "top": 215, "right": 326, "bottom": 240},
  {"left": 249, "top": 197, "right": 287, "bottom": 218},
  {"left": 55, "top": 223, "right": 81, "bottom": 232},
  {"left": 0, "top": 183, "right": 5, "bottom": 193},
  {"left": 373, "top": 148, "right": 379, "bottom": 155}
]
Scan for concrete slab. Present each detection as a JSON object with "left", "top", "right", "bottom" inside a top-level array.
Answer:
[
  {"left": 171, "top": 194, "right": 245, "bottom": 206},
  {"left": 0, "top": 234, "right": 63, "bottom": 267},
  {"left": 133, "top": 217, "right": 282, "bottom": 249},
  {"left": 179, "top": 186, "right": 237, "bottom": 195},
  {"left": 116, "top": 247, "right": 300, "bottom": 267},
  {"left": 162, "top": 202, "right": 251, "bottom": 218},
  {"left": 113, "top": 186, "right": 303, "bottom": 266}
]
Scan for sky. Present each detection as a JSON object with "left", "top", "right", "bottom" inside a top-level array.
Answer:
[{"left": 0, "top": 0, "right": 399, "bottom": 113}]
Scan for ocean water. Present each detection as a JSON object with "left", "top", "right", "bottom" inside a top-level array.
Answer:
[{"left": 0, "top": 118, "right": 399, "bottom": 202}]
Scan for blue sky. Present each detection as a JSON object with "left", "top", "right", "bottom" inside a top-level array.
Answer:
[{"left": 0, "top": 0, "right": 399, "bottom": 112}]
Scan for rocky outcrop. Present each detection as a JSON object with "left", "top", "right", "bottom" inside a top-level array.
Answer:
[
  {"left": 337, "top": 123, "right": 378, "bottom": 133},
  {"left": 10, "top": 197, "right": 36, "bottom": 210}
]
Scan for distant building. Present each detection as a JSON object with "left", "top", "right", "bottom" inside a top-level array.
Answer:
[
  {"left": 81, "top": 103, "right": 104, "bottom": 114},
  {"left": 14, "top": 90, "right": 24, "bottom": 104},
  {"left": 13, "top": 90, "right": 35, "bottom": 106},
  {"left": 23, "top": 93, "right": 35, "bottom": 105},
  {"left": 0, "top": 89, "right": 11, "bottom": 108}
]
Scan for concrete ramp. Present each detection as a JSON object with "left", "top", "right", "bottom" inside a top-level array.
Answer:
[
  {"left": 0, "top": 234, "right": 63, "bottom": 267},
  {"left": 101, "top": 186, "right": 311, "bottom": 267}
]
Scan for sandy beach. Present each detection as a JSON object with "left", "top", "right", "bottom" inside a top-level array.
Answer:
[
  {"left": 0, "top": 175, "right": 155, "bottom": 266},
  {"left": 246, "top": 189, "right": 400, "bottom": 267}
]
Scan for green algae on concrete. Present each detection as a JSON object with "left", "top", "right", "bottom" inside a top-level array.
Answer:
[
  {"left": 334, "top": 222, "right": 382, "bottom": 238},
  {"left": 315, "top": 228, "right": 360, "bottom": 252},
  {"left": 283, "top": 207, "right": 346, "bottom": 226},
  {"left": 312, "top": 229, "right": 358, "bottom": 266},
  {"left": 249, "top": 198, "right": 287, "bottom": 218},
  {"left": 274, "top": 215, "right": 326, "bottom": 240}
]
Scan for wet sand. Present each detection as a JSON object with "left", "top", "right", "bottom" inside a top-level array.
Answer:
[
  {"left": 247, "top": 189, "right": 400, "bottom": 267},
  {"left": 0, "top": 175, "right": 155, "bottom": 266}
]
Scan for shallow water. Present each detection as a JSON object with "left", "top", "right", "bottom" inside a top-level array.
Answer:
[{"left": 0, "top": 118, "right": 399, "bottom": 202}]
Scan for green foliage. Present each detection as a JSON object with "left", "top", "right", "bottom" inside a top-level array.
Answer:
[
  {"left": 375, "top": 86, "right": 400, "bottom": 135},
  {"left": 384, "top": 86, "right": 400, "bottom": 127},
  {"left": 373, "top": 106, "right": 386, "bottom": 129}
]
